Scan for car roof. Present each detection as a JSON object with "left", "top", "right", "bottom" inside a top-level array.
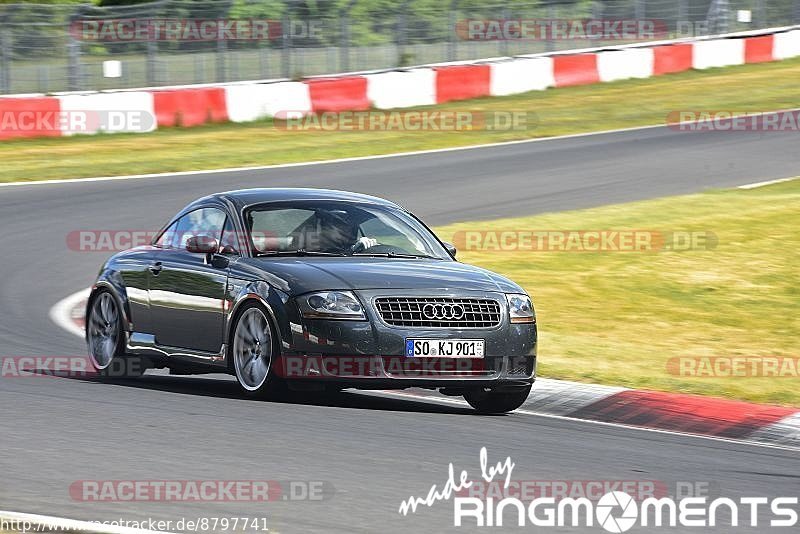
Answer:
[{"left": 191, "top": 188, "right": 402, "bottom": 212}]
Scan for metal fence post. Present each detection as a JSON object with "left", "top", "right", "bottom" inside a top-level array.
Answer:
[
  {"left": 546, "top": 4, "right": 555, "bottom": 53},
  {"left": 65, "top": 6, "right": 83, "bottom": 92},
  {"left": 0, "top": 27, "right": 10, "bottom": 94},
  {"left": 396, "top": 0, "right": 409, "bottom": 67},
  {"left": 282, "top": 12, "right": 292, "bottom": 78},
  {"left": 706, "top": 0, "right": 725, "bottom": 35},
  {"left": 635, "top": 0, "right": 645, "bottom": 21},
  {"left": 146, "top": 0, "right": 164, "bottom": 86},
  {"left": 215, "top": 0, "right": 234, "bottom": 83},
  {"left": 447, "top": 0, "right": 460, "bottom": 62},
  {"left": 67, "top": 40, "right": 80, "bottom": 91},
  {"left": 500, "top": 6, "right": 509, "bottom": 57},
  {"left": 339, "top": 0, "right": 358, "bottom": 73},
  {"left": 754, "top": 0, "right": 766, "bottom": 28},
  {"left": 258, "top": 45, "right": 268, "bottom": 79},
  {"left": 339, "top": 15, "right": 349, "bottom": 72},
  {"left": 677, "top": 0, "right": 688, "bottom": 35},
  {"left": 590, "top": 1, "right": 602, "bottom": 48},
  {"left": 147, "top": 40, "right": 158, "bottom": 86},
  {"left": 216, "top": 37, "right": 227, "bottom": 82}
]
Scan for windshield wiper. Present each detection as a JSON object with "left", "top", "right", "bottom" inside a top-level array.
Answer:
[
  {"left": 351, "top": 252, "right": 441, "bottom": 259},
  {"left": 255, "top": 249, "right": 346, "bottom": 257}
]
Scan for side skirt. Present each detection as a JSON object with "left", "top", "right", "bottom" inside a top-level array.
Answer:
[{"left": 127, "top": 332, "right": 228, "bottom": 371}]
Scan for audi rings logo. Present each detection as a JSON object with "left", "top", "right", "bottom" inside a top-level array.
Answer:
[{"left": 422, "top": 303, "right": 465, "bottom": 320}]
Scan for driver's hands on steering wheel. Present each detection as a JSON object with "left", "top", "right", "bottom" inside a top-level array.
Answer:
[{"left": 351, "top": 236, "right": 378, "bottom": 253}]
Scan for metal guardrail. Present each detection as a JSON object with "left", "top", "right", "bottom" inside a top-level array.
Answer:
[{"left": 0, "top": 0, "right": 798, "bottom": 94}]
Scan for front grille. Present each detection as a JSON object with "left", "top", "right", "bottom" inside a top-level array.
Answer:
[{"left": 374, "top": 297, "right": 502, "bottom": 328}]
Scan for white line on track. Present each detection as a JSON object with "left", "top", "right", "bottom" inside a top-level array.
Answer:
[
  {"left": 0, "top": 510, "right": 177, "bottom": 534},
  {"left": 0, "top": 123, "right": 669, "bottom": 188},
  {"left": 2, "top": 108, "right": 800, "bottom": 190},
  {"left": 737, "top": 176, "right": 799, "bottom": 189}
]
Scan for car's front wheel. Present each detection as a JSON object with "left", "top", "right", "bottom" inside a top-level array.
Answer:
[
  {"left": 464, "top": 385, "right": 532, "bottom": 414},
  {"left": 231, "top": 303, "right": 284, "bottom": 398},
  {"left": 87, "top": 290, "right": 145, "bottom": 378}
]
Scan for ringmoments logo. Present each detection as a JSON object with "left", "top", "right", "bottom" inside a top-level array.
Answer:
[
  {"left": 596, "top": 491, "right": 638, "bottom": 533},
  {"left": 398, "top": 448, "right": 800, "bottom": 530}
]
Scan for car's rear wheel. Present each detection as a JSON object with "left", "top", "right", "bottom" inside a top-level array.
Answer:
[
  {"left": 231, "top": 303, "right": 283, "bottom": 398},
  {"left": 463, "top": 385, "right": 532, "bottom": 414},
  {"left": 87, "top": 290, "right": 144, "bottom": 378}
]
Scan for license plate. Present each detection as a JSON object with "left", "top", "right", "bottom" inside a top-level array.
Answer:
[{"left": 405, "top": 339, "right": 484, "bottom": 358}]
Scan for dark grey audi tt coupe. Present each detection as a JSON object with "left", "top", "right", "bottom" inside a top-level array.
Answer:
[{"left": 85, "top": 188, "right": 537, "bottom": 413}]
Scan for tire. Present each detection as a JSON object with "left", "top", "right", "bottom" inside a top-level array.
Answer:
[
  {"left": 86, "top": 290, "right": 145, "bottom": 378},
  {"left": 463, "top": 385, "right": 532, "bottom": 414},
  {"left": 230, "top": 302, "right": 284, "bottom": 398}
]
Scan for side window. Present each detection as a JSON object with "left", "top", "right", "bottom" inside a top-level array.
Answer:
[
  {"left": 219, "top": 217, "right": 241, "bottom": 255},
  {"left": 154, "top": 220, "right": 179, "bottom": 249},
  {"left": 248, "top": 208, "right": 315, "bottom": 252},
  {"left": 160, "top": 208, "right": 227, "bottom": 251}
]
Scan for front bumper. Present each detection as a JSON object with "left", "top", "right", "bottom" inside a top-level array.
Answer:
[{"left": 276, "top": 289, "right": 537, "bottom": 389}]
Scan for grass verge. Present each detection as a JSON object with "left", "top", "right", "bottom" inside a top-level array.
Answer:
[
  {"left": 2, "top": 57, "right": 800, "bottom": 183},
  {"left": 433, "top": 179, "right": 800, "bottom": 406}
]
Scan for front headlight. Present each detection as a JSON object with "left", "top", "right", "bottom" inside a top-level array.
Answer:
[
  {"left": 506, "top": 293, "right": 535, "bottom": 324},
  {"left": 299, "top": 291, "right": 366, "bottom": 320}
]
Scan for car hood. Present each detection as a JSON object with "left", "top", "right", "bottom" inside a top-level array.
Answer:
[{"left": 236, "top": 257, "right": 523, "bottom": 295}]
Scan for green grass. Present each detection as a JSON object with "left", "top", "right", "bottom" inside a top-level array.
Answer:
[
  {"left": 432, "top": 179, "right": 800, "bottom": 406},
  {"left": 2, "top": 56, "right": 800, "bottom": 183}
]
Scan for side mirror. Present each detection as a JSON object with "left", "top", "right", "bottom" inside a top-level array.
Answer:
[
  {"left": 443, "top": 241, "right": 457, "bottom": 258},
  {"left": 186, "top": 235, "right": 219, "bottom": 254}
]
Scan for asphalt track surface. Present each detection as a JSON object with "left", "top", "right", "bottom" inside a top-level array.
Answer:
[{"left": 1, "top": 126, "right": 799, "bottom": 533}]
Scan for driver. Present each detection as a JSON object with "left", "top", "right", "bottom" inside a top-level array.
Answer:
[{"left": 317, "top": 210, "right": 378, "bottom": 253}]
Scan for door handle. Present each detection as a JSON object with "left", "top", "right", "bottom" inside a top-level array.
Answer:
[{"left": 148, "top": 261, "right": 163, "bottom": 275}]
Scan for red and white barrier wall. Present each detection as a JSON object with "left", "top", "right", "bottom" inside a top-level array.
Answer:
[
  {"left": 59, "top": 91, "right": 156, "bottom": 135},
  {"left": 365, "top": 69, "right": 436, "bottom": 108},
  {"left": 225, "top": 81, "right": 311, "bottom": 121},
  {"left": 1, "top": 27, "right": 799, "bottom": 139},
  {"left": 489, "top": 57, "right": 554, "bottom": 96}
]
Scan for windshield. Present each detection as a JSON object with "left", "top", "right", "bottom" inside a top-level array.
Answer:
[{"left": 244, "top": 200, "right": 450, "bottom": 259}]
